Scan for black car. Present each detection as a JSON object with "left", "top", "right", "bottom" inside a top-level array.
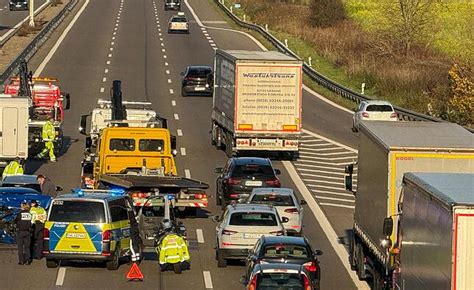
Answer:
[
  {"left": 9, "top": 0, "right": 28, "bottom": 10},
  {"left": 164, "top": 0, "right": 180, "bottom": 10},
  {"left": 241, "top": 263, "right": 317, "bottom": 290},
  {"left": 215, "top": 157, "right": 281, "bottom": 209},
  {"left": 244, "top": 236, "right": 323, "bottom": 289},
  {"left": 181, "top": 65, "right": 213, "bottom": 97}
]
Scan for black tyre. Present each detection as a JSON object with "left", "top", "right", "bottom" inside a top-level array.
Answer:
[
  {"left": 216, "top": 192, "right": 221, "bottom": 206},
  {"left": 106, "top": 247, "right": 120, "bottom": 270},
  {"left": 349, "top": 235, "right": 357, "bottom": 271},
  {"left": 224, "top": 133, "right": 233, "bottom": 158},
  {"left": 372, "top": 269, "right": 384, "bottom": 290},
  {"left": 217, "top": 249, "right": 227, "bottom": 268},
  {"left": 356, "top": 244, "right": 367, "bottom": 280},
  {"left": 46, "top": 259, "right": 59, "bottom": 268},
  {"left": 220, "top": 197, "right": 227, "bottom": 210},
  {"left": 173, "top": 263, "right": 182, "bottom": 274},
  {"left": 181, "top": 89, "right": 187, "bottom": 97}
]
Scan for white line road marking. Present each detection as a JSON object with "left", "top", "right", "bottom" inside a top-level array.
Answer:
[
  {"left": 165, "top": 62, "right": 169, "bottom": 66},
  {"left": 162, "top": 49, "right": 166, "bottom": 52},
  {"left": 35, "top": 0, "right": 91, "bottom": 76},
  {"left": 169, "top": 89, "right": 174, "bottom": 94},
  {"left": 300, "top": 172, "right": 343, "bottom": 181},
  {"left": 104, "top": 69, "right": 109, "bottom": 74},
  {"left": 174, "top": 113, "right": 179, "bottom": 120},
  {"left": 159, "top": 32, "right": 162, "bottom": 36},
  {"left": 167, "top": 79, "right": 172, "bottom": 83},
  {"left": 163, "top": 55, "right": 167, "bottom": 59},
  {"left": 112, "top": 36, "right": 116, "bottom": 40},
  {"left": 161, "top": 43, "right": 165, "bottom": 47},
  {"left": 111, "top": 41, "right": 115, "bottom": 45},
  {"left": 209, "top": 39, "right": 214, "bottom": 43},
  {"left": 166, "top": 70, "right": 170, "bottom": 74},
  {"left": 314, "top": 190, "right": 354, "bottom": 198},
  {"left": 210, "top": 43, "right": 217, "bottom": 47},
  {"left": 319, "top": 202, "right": 355, "bottom": 209},
  {"left": 302, "top": 129, "right": 356, "bottom": 151},
  {"left": 203, "top": 271, "right": 213, "bottom": 289},
  {"left": 196, "top": 229, "right": 204, "bottom": 243},
  {"left": 113, "top": 31, "right": 116, "bottom": 35},
  {"left": 107, "top": 60, "right": 111, "bottom": 65},
  {"left": 159, "top": 37, "right": 163, "bottom": 41},
  {"left": 184, "top": 169, "right": 191, "bottom": 178},
  {"left": 55, "top": 267, "right": 66, "bottom": 286},
  {"left": 315, "top": 195, "right": 355, "bottom": 203},
  {"left": 114, "top": 27, "right": 118, "bottom": 31},
  {"left": 282, "top": 161, "right": 369, "bottom": 289},
  {"left": 180, "top": 147, "right": 186, "bottom": 156},
  {"left": 102, "top": 77, "right": 107, "bottom": 82},
  {"left": 108, "top": 54, "right": 112, "bottom": 57},
  {"left": 100, "top": 87, "right": 105, "bottom": 93},
  {"left": 206, "top": 36, "right": 212, "bottom": 40},
  {"left": 177, "top": 129, "right": 182, "bottom": 136},
  {"left": 172, "top": 100, "right": 177, "bottom": 106},
  {"left": 158, "top": 28, "right": 162, "bottom": 31},
  {"left": 204, "top": 33, "right": 209, "bottom": 36}
]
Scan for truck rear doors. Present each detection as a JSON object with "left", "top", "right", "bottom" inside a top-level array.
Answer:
[{"left": 452, "top": 208, "right": 474, "bottom": 290}]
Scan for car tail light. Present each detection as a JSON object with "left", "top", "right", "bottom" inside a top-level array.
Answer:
[
  {"left": 102, "top": 230, "right": 111, "bottom": 242},
  {"left": 303, "top": 273, "right": 311, "bottom": 290},
  {"left": 270, "top": 230, "right": 284, "bottom": 236},
  {"left": 222, "top": 229, "right": 238, "bottom": 235},
  {"left": 229, "top": 193, "right": 239, "bottom": 198},
  {"left": 303, "top": 261, "right": 318, "bottom": 272},
  {"left": 284, "top": 208, "right": 299, "bottom": 214},
  {"left": 390, "top": 112, "right": 398, "bottom": 118},
  {"left": 194, "top": 193, "right": 207, "bottom": 199},
  {"left": 225, "top": 178, "right": 241, "bottom": 185},
  {"left": 131, "top": 192, "right": 148, "bottom": 199},
  {"left": 265, "top": 178, "right": 281, "bottom": 187},
  {"left": 43, "top": 227, "right": 50, "bottom": 240},
  {"left": 362, "top": 112, "right": 369, "bottom": 118},
  {"left": 248, "top": 275, "right": 258, "bottom": 290}
]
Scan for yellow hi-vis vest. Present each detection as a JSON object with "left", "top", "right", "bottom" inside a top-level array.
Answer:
[
  {"left": 42, "top": 121, "right": 56, "bottom": 142},
  {"left": 158, "top": 234, "right": 190, "bottom": 264},
  {"left": 2, "top": 161, "right": 24, "bottom": 179},
  {"left": 30, "top": 206, "right": 47, "bottom": 223}
]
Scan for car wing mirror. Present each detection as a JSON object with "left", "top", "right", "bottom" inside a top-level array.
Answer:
[
  {"left": 300, "top": 199, "right": 307, "bottom": 205},
  {"left": 180, "top": 72, "right": 185, "bottom": 76},
  {"left": 239, "top": 275, "right": 248, "bottom": 285},
  {"left": 56, "top": 186, "right": 63, "bottom": 192},
  {"left": 212, "top": 215, "right": 221, "bottom": 222},
  {"left": 281, "top": 217, "right": 289, "bottom": 223},
  {"left": 314, "top": 249, "right": 323, "bottom": 256},
  {"left": 214, "top": 167, "right": 223, "bottom": 174},
  {"left": 274, "top": 169, "right": 281, "bottom": 175}
]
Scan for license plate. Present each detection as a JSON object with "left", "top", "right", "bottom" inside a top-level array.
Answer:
[
  {"left": 245, "top": 180, "right": 262, "bottom": 186},
  {"left": 194, "top": 87, "right": 206, "bottom": 91},
  {"left": 244, "top": 233, "right": 262, "bottom": 239},
  {"left": 258, "top": 139, "right": 277, "bottom": 146},
  {"left": 66, "top": 233, "right": 86, "bottom": 239}
]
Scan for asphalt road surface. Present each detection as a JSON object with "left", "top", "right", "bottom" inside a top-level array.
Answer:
[{"left": 0, "top": 0, "right": 367, "bottom": 289}]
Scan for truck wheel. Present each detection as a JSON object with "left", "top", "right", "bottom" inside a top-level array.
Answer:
[
  {"left": 106, "top": 246, "right": 121, "bottom": 270},
  {"left": 225, "top": 133, "right": 233, "bottom": 158},
  {"left": 217, "top": 249, "right": 227, "bottom": 268},
  {"left": 46, "top": 259, "right": 59, "bottom": 268},
  {"left": 349, "top": 235, "right": 357, "bottom": 270},
  {"left": 356, "top": 244, "right": 367, "bottom": 280},
  {"left": 216, "top": 193, "right": 221, "bottom": 205},
  {"left": 372, "top": 269, "right": 384, "bottom": 290},
  {"left": 173, "top": 263, "right": 182, "bottom": 274}
]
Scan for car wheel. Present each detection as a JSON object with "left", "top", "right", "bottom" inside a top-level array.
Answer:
[
  {"left": 216, "top": 192, "right": 221, "bottom": 205},
  {"left": 217, "top": 249, "right": 227, "bottom": 268},
  {"left": 181, "top": 90, "right": 187, "bottom": 97},
  {"left": 106, "top": 246, "right": 121, "bottom": 270},
  {"left": 173, "top": 263, "right": 182, "bottom": 274},
  {"left": 220, "top": 196, "right": 227, "bottom": 210},
  {"left": 46, "top": 259, "right": 59, "bottom": 268}
]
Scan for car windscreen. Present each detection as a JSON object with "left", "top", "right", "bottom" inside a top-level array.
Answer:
[
  {"left": 172, "top": 17, "right": 187, "bottom": 23},
  {"left": 49, "top": 200, "right": 106, "bottom": 223},
  {"left": 229, "top": 212, "right": 277, "bottom": 226},
  {"left": 232, "top": 164, "right": 274, "bottom": 178},
  {"left": 263, "top": 244, "right": 309, "bottom": 259},
  {"left": 366, "top": 105, "right": 393, "bottom": 112},
  {"left": 1, "top": 184, "right": 42, "bottom": 192},
  {"left": 187, "top": 68, "right": 211, "bottom": 78},
  {"left": 251, "top": 194, "right": 295, "bottom": 206},
  {"left": 139, "top": 139, "right": 165, "bottom": 152},
  {"left": 257, "top": 273, "right": 304, "bottom": 289},
  {"left": 109, "top": 138, "right": 135, "bottom": 151}
]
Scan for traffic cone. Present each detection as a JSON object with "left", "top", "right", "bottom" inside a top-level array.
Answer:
[{"left": 126, "top": 262, "right": 144, "bottom": 281}]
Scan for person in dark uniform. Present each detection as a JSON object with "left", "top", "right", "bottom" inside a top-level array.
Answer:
[
  {"left": 29, "top": 200, "right": 46, "bottom": 259},
  {"left": 15, "top": 202, "right": 32, "bottom": 265}
]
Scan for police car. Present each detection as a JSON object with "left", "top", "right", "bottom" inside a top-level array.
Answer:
[
  {"left": 43, "top": 190, "right": 140, "bottom": 270},
  {"left": 168, "top": 12, "right": 189, "bottom": 34}
]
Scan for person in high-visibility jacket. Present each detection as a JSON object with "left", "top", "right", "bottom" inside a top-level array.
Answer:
[
  {"left": 158, "top": 233, "right": 190, "bottom": 265},
  {"left": 2, "top": 158, "right": 24, "bottom": 180},
  {"left": 36, "top": 119, "right": 56, "bottom": 162},
  {"left": 29, "top": 200, "right": 46, "bottom": 260}
]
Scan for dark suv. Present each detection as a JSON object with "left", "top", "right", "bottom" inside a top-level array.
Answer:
[
  {"left": 9, "top": 0, "right": 28, "bottom": 10},
  {"left": 164, "top": 0, "right": 180, "bottom": 10},
  {"left": 215, "top": 157, "right": 281, "bottom": 209},
  {"left": 181, "top": 65, "right": 213, "bottom": 97}
]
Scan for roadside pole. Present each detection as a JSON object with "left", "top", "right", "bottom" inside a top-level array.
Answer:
[{"left": 29, "top": 0, "right": 35, "bottom": 27}]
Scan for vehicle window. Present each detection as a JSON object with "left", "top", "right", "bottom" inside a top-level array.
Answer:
[
  {"left": 263, "top": 244, "right": 309, "bottom": 259},
  {"left": 229, "top": 212, "right": 277, "bottom": 226},
  {"left": 251, "top": 194, "right": 295, "bottom": 206},
  {"left": 188, "top": 68, "right": 212, "bottom": 78},
  {"left": 49, "top": 201, "right": 106, "bottom": 223},
  {"left": 109, "top": 198, "right": 129, "bottom": 222},
  {"left": 357, "top": 103, "right": 364, "bottom": 111},
  {"left": 1, "top": 184, "right": 42, "bottom": 192},
  {"left": 172, "top": 17, "right": 187, "bottom": 22},
  {"left": 139, "top": 139, "right": 165, "bottom": 152},
  {"left": 257, "top": 273, "right": 304, "bottom": 289},
  {"left": 232, "top": 164, "right": 274, "bottom": 178},
  {"left": 109, "top": 138, "right": 135, "bottom": 151},
  {"left": 366, "top": 105, "right": 393, "bottom": 112}
]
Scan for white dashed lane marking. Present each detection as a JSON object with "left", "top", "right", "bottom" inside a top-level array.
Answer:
[
  {"left": 180, "top": 147, "right": 186, "bottom": 156},
  {"left": 174, "top": 113, "right": 179, "bottom": 120},
  {"left": 165, "top": 62, "right": 168, "bottom": 66},
  {"left": 203, "top": 271, "right": 213, "bottom": 289},
  {"left": 102, "top": 77, "right": 107, "bottom": 82},
  {"left": 176, "top": 129, "right": 182, "bottom": 136},
  {"left": 196, "top": 229, "right": 204, "bottom": 243},
  {"left": 167, "top": 79, "right": 172, "bottom": 83},
  {"left": 172, "top": 100, "right": 177, "bottom": 107},
  {"left": 184, "top": 169, "right": 191, "bottom": 178},
  {"left": 100, "top": 87, "right": 105, "bottom": 93},
  {"left": 169, "top": 89, "right": 174, "bottom": 94},
  {"left": 55, "top": 267, "right": 66, "bottom": 286}
]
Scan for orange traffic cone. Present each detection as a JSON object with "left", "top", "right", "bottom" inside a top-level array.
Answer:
[{"left": 126, "top": 262, "right": 144, "bottom": 281}]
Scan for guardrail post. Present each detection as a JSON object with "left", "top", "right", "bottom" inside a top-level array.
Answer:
[
  {"left": 284, "top": 39, "right": 288, "bottom": 48},
  {"left": 230, "top": 5, "right": 233, "bottom": 13},
  {"left": 308, "top": 57, "right": 312, "bottom": 67},
  {"left": 243, "top": 15, "right": 246, "bottom": 22},
  {"left": 265, "top": 24, "right": 268, "bottom": 32},
  {"left": 361, "top": 83, "right": 366, "bottom": 94}
]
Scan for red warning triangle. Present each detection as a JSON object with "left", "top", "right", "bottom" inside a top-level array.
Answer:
[{"left": 126, "top": 262, "right": 144, "bottom": 281}]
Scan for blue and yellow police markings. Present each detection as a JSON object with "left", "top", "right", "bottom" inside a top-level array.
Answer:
[{"left": 48, "top": 222, "right": 105, "bottom": 253}]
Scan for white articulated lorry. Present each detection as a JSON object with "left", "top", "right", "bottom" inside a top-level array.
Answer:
[
  {"left": 385, "top": 172, "right": 474, "bottom": 290},
  {"left": 211, "top": 50, "right": 303, "bottom": 158},
  {"left": 0, "top": 95, "right": 29, "bottom": 167},
  {"left": 345, "top": 121, "right": 474, "bottom": 289}
]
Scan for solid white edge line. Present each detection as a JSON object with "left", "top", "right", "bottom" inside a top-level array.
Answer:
[
  {"left": 196, "top": 229, "right": 204, "bottom": 243},
  {"left": 35, "top": 0, "right": 91, "bottom": 76},
  {"left": 282, "top": 161, "right": 369, "bottom": 289},
  {"left": 55, "top": 267, "right": 66, "bottom": 286},
  {"left": 184, "top": 169, "right": 191, "bottom": 178},
  {"left": 203, "top": 271, "right": 213, "bottom": 289}
]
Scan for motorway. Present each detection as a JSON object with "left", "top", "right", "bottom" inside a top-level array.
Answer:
[
  {"left": 0, "top": 0, "right": 48, "bottom": 37},
  {"left": 0, "top": 0, "right": 367, "bottom": 289}
]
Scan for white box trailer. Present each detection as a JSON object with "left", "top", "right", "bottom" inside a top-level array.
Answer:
[
  {"left": 0, "top": 95, "right": 29, "bottom": 165},
  {"left": 347, "top": 121, "right": 474, "bottom": 289},
  {"left": 392, "top": 172, "right": 474, "bottom": 290},
  {"left": 211, "top": 50, "right": 303, "bottom": 158}
]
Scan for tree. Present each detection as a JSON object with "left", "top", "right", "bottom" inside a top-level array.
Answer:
[
  {"left": 309, "top": 0, "right": 346, "bottom": 28},
  {"left": 446, "top": 62, "right": 474, "bottom": 126}
]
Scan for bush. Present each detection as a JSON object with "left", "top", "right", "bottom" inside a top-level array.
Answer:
[{"left": 309, "top": 0, "right": 345, "bottom": 27}]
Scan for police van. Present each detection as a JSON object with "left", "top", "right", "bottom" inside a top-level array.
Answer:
[{"left": 43, "top": 190, "right": 139, "bottom": 270}]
